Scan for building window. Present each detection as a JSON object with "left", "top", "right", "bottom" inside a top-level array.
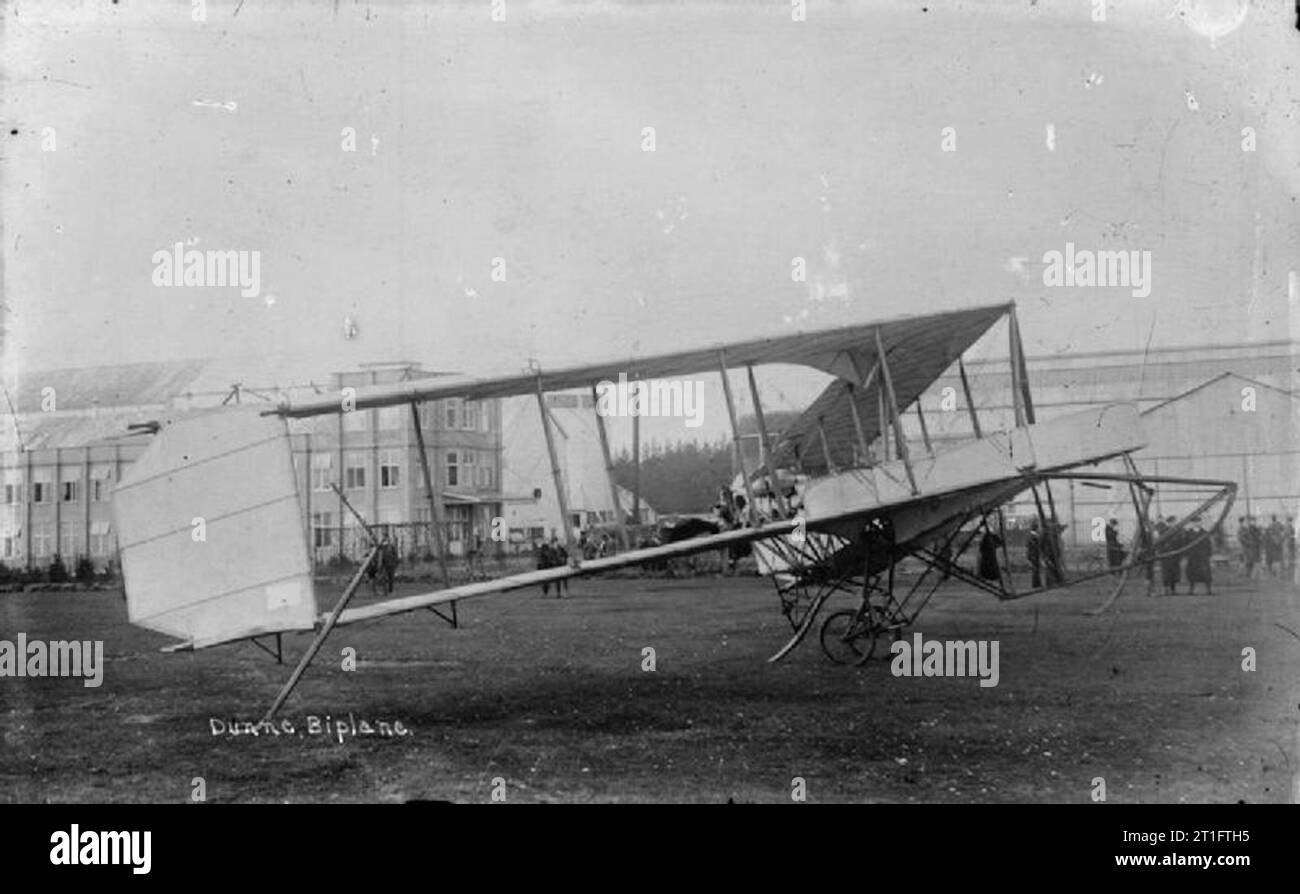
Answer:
[
  {"left": 444, "top": 398, "right": 461, "bottom": 429},
  {"left": 90, "top": 521, "right": 111, "bottom": 556},
  {"left": 463, "top": 401, "right": 479, "bottom": 431},
  {"left": 32, "top": 524, "right": 52, "bottom": 558},
  {"left": 312, "top": 454, "right": 333, "bottom": 491},
  {"left": 32, "top": 470, "right": 52, "bottom": 504},
  {"left": 312, "top": 512, "right": 334, "bottom": 549},
  {"left": 60, "top": 521, "right": 80, "bottom": 558},
  {"left": 479, "top": 402, "right": 492, "bottom": 433},
  {"left": 379, "top": 453, "right": 400, "bottom": 489},
  {"left": 90, "top": 465, "right": 113, "bottom": 502},
  {"left": 345, "top": 455, "right": 366, "bottom": 490},
  {"left": 445, "top": 451, "right": 459, "bottom": 487},
  {"left": 476, "top": 463, "right": 494, "bottom": 489},
  {"left": 2, "top": 535, "right": 17, "bottom": 560},
  {"left": 4, "top": 483, "right": 21, "bottom": 505},
  {"left": 62, "top": 478, "right": 80, "bottom": 503}
]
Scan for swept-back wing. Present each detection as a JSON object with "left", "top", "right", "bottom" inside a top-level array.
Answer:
[{"left": 270, "top": 302, "right": 1013, "bottom": 418}]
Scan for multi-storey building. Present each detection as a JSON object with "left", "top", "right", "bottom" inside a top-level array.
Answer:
[
  {"left": 288, "top": 363, "right": 505, "bottom": 564},
  {"left": 0, "top": 360, "right": 505, "bottom": 571}
]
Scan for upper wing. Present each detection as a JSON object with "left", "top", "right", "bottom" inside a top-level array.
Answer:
[
  {"left": 771, "top": 308, "right": 1011, "bottom": 471},
  {"left": 269, "top": 302, "right": 1013, "bottom": 418}
]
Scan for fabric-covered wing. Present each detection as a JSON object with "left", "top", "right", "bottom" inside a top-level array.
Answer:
[
  {"left": 772, "top": 306, "right": 1010, "bottom": 472},
  {"left": 271, "top": 302, "right": 1013, "bottom": 418}
]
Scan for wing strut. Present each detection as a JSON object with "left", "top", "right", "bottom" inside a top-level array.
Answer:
[
  {"left": 747, "top": 364, "right": 789, "bottom": 518},
  {"left": 536, "top": 371, "right": 579, "bottom": 560},
  {"left": 958, "top": 356, "right": 982, "bottom": 439},
  {"left": 591, "top": 382, "right": 632, "bottom": 551},
  {"left": 411, "top": 401, "right": 453, "bottom": 589},
  {"left": 874, "top": 327, "right": 919, "bottom": 495},
  {"left": 719, "top": 350, "right": 758, "bottom": 525}
]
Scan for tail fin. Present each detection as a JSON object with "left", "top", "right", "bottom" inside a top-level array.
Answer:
[{"left": 113, "top": 408, "right": 317, "bottom": 649}]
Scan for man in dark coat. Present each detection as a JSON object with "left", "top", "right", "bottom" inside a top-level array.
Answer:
[
  {"left": 1134, "top": 521, "right": 1155, "bottom": 596},
  {"left": 1242, "top": 517, "right": 1261, "bottom": 580},
  {"left": 978, "top": 529, "right": 1003, "bottom": 582},
  {"left": 1025, "top": 520, "right": 1042, "bottom": 589},
  {"left": 1104, "top": 519, "right": 1125, "bottom": 575},
  {"left": 537, "top": 540, "right": 554, "bottom": 596},
  {"left": 1264, "top": 516, "right": 1284, "bottom": 576},
  {"left": 550, "top": 537, "right": 570, "bottom": 597},
  {"left": 1164, "top": 517, "right": 1185, "bottom": 592},
  {"left": 1184, "top": 520, "right": 1213, "bottom": 595}
]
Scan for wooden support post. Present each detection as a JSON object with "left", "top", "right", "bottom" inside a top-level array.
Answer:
[
  {"left": 24, "top": 450, "right": 32, "bottom": 570},
  {"left": 336, "top": 409, "right": 345, "bottom": 557},
  {"left": 263, "top": 545, "right": 379, "bottom": 722},
  {"left": 1008, "top": 311, "right": 1026, "bottom": 428},
  {"left": 631, "top": 400, "right": 641, "bottom": 526},
  {"left": 591, "top": 383, "right": 630, "bottom": 551},
  {"left": 915, "top": 401, "right": 933, "bottom": 454},
  {"left": 746, "top": 365, "right": 789, "bottom": 518},
  {"left": 1009, "top": 307, "right": 1061, "bottom": 547},
  {"left": 817, "top": 417, "right": 838, "bottom": 475},
  {"left": 847, "top": 383, "right": 869, "bottom": 467},
  {"left": 874, "top": 327, "right": 919, "bottom": 495},
  {"left": 536, "top": 376, "right": 579, "bottom": 561},
  {"left": 877, "top": 386, "right": 889, "bottom": 461},
  {"left": 1010, "top": 305, "right": 1036, "bottom": 425},
  {"left": 718, "top": 352, "right": 758, "bottom": 525},
  {"left": 410, "top": 403, "right": 451, "bottom": 590},
  {"left": 958, "top": 357, "right": 982, "bottom": 439}
]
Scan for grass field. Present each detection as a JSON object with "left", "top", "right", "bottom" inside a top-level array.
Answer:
[{"left": 2, "top": 568, "right": 1298, "bottom": 803}]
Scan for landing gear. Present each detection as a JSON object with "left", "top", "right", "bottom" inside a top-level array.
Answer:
[{"left": 818, "top": 571, "right": 908, "bottom": 666}]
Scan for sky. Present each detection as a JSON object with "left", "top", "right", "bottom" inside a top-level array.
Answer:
[{"left": 3, "top": 0, "right": 1297, "bottom": 447}]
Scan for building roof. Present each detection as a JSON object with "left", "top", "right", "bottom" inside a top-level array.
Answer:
[
  {"left": 1141, "top": 371, "right": 1295, "bottom": 415},
  {"left": 10, "top": 412, "right": 155, "bottom": 451},
  {"left": 8, "top": 359, "right": 211, "bottom": 413}
]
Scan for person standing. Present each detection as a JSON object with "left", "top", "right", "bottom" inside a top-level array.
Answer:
[
  {"left": 1104, "top": 519, "right": 1125, "bottom": 575},
  {"left": 1185, "top": 519, "right": 1213, "bottom": 595},
  {"left": 379, "top": 535, "right": 398, "bottom": 596},
  {"left": 537, "top": 540, "right": 554, "bottom": 597},
  {"left": 1243, "top": 516, "right": 1261, "bottom": 580},
  {"left": 1026, "top": 519, "right": 1042, "bottom": 589},
  {"left": 551, "top": 537, "right": 570, "bottom": 597},
  {"left": 1158, "top": 516, "right": 1182, "bottom": 595},
  {"left": 978, "top": 528, "right": 1002, "bottom": 582},
  {"left": 1264, "top": 515, "right": 1284, "bottom": 577},
  {"left": 1134, "top": 521, "right": 1155, "bottom": 597}
]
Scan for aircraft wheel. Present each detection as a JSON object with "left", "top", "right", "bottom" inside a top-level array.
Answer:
[{"left": 820, "top": 610, "right": 876, "bottom": 665}]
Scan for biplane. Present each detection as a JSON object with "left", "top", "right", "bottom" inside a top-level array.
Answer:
[{"left": 110, "top": 301, "right": 1235, "bottom": 718}]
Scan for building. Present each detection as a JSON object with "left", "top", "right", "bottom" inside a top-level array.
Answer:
[
  {"left": 0, "top": 360, "right": 191, "bottom": 572},
  {"left": 285, "top": 363, "right": 505, "bottom": 563},
  {"left": 0, "top": 360, "right": 505, "bottom": 571},
  {"left": 500, "top": 392, "right": 657, "bottom": 545}
]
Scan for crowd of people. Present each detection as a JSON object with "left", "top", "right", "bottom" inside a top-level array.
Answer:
[
  {"left": 1236, "top": 515, "right": 1296, "bottom": 580},
  {"left": 1088, "top": 513, "right": 1295, "bottom": 596}
]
